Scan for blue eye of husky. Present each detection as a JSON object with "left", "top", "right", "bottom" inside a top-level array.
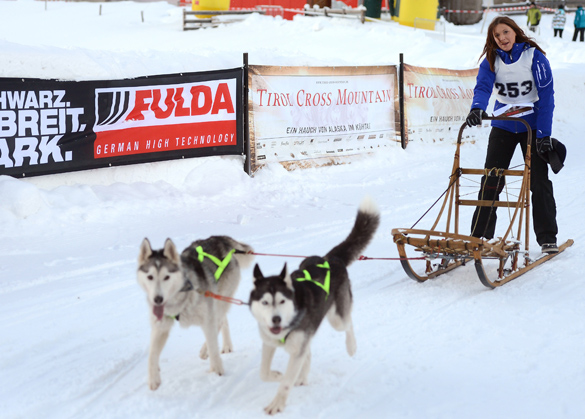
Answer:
[{"left": 262, "top": 301, "right": 269, "bottom": 306}]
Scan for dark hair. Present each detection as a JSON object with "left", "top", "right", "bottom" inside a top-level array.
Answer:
[{"left": 480, "top": 16, "right": 546, "bottom": 71}]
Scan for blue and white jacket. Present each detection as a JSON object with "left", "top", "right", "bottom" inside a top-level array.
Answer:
[
  {"left": 552, "top": 9, "right": 566, "bottom": 29},
  {"left": 470, "top": 42, "right": 554, "bottom": 138}
]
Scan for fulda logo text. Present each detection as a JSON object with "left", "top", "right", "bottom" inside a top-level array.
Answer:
[{"left": 126, "top": 83, "right": 235, "bottom": 121}]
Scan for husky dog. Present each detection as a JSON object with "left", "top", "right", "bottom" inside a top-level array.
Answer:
[
  {"left": 249, "top": 197, "right": 380, "bottom": 414},
  {"left": 137, "top": 236, "right": 253, "bottom": 390}
]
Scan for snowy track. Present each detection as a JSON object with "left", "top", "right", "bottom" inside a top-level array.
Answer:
[{"left": 1, "top": 2, "right": 584, "bottom": 418}]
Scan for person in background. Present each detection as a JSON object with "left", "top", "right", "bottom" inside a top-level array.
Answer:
[
  {"left": 552, "top": 4, "right": 566, "bottom": 38},
  {"left": 526, "top": 2, "right": 541, "bottom": 33},
  {"left": 465, "top": 16, "right": 559, "bottom": 254},
  {"left": 573, "top": 5, "right": 585, "bottom": 42}
]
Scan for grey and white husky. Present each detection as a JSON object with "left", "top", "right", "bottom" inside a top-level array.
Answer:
[
  {"left": 249, "top": 197, "right": 380, "bottom": 414},
  {"left": 137, "top": 236, "right": 253, "bottom": 389}
]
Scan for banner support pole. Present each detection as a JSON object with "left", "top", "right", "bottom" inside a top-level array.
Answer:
[
  {"left": 243, "top": 52, "right": 251, "bottom": 176},
  {"left": 399, "top": 53, "right": 406, "bottom": 149}
]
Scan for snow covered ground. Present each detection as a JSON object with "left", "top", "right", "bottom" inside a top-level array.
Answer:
[{"left": 1, "top": 1, "right": 584, "bottom": 418}]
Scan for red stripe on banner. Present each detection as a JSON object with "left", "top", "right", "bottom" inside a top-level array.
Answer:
[{"left": 94, "top": 120, "right": 237, "bottom": 159}]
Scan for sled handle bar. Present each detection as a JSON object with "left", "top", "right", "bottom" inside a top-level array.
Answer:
[{"left": 457, "top": 113, "right": 533, "bottom": 147}]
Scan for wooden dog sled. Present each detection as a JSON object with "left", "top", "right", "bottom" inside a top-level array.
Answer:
[{"left": 392, "top": 115, "right": 573, "bottom": 288}]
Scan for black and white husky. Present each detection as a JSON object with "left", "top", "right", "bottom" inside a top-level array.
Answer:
[
  {"left": 137, "top": 236, "right": 253, "bottom": 390},
  {"left": 249, "top": 197, "right": 380, "bottom": 414}
]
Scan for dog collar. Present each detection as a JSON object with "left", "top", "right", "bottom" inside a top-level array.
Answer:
[
  {"left": 295, "top": 261, "right": 331, "bottom": 299},
  {"left": 195, "top": 246, "right": 236, "bottom": 281},
  {"left": 277, "top": 308, "right": 306, "bottom": 344},
  {"left": 279, "top": 329, "right": 292, "bottom": 344}
]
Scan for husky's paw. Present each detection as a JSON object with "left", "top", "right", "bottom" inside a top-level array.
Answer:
[
  {"left": 199, "top": 343, "right": 208, "bottom": 360},
  {"left": 295, "top": 376, "right": 308, "bottom": 386},
  {"left": 261, "top": 370, "right": 282, "bottom": 382},
  {"left": 148, "top": 365, "right": 162, "bottom": 390},
  {"left": 346, "top": 333, "right": 357, "bottom": 357},
  {"left": 221, "top": 343, "right": 233, "bottom": 354},
  {"left": 209, "top": 361, "right": 225, "bottom": 376},
  {"left": 148, "top": 374, "right": 161, "bottom": 391},
  {"left": 264, "top": 393, "right": 287, "bottom": 415}
]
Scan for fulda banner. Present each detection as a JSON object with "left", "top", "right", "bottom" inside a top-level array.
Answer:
[{"left": 0, "top": 68, "right": 244, "bottom": 178}]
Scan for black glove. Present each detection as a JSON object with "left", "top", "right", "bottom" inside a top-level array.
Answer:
[
  {"left": 536, "top": 136, "right": 554, "bottom": 154},
  {"left": 466, "top": 108, "right": 488, "bottom": 127}
]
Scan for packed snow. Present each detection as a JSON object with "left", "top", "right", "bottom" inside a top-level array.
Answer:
[{"left": 1, "top": 1, "right": 584, "bottom": 418}]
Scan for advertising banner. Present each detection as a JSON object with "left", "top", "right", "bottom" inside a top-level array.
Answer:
[
  {"left": 248, "top": 65, "right": 400, "bottom": 174},
  {"left": 0, "top": 68, "right": 243, "bottom": 178},
  {"left": 403, "top": 64, "right": 491, "bottom": 144}
]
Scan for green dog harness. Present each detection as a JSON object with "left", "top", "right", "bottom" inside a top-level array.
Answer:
[
  {"left": 278, "top": 262, "right": 330, "bottom": 344},
  {"left": 295, "top": 261, "right": 331, "bottom": 299},
  {"left": 195, "top": 246, "right": 236, "bottom": 281}
]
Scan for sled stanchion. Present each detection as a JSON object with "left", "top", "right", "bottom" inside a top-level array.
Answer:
[{"left": 392, "top": 112, "right": 574, "bottom": 288}]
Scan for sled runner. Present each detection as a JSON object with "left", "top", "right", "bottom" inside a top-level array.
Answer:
[{"left": 391, "top": 115, "right": 573, "bottom": 288}]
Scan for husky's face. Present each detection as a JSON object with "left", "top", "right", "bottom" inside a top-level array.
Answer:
[
  {"left": 250, "top": 264, "right": 296, "bottom": 338},
  {"left": 137, "top": 238, "right": 183, "bottom": 321}
]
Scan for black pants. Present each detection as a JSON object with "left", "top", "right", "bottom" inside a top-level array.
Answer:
[
  {"left": 471, "top": 127, "right": 558, "bottom": 245},
  {"left": 574, "top": 27, "right": 585, "bottom": 41},
  {"left": 554, "top": 28, "right": 563, "bottom": 38}
]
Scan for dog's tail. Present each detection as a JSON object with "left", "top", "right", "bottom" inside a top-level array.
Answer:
[
  {"left": 229, "top": 238, "right": 255, "bottom": 269},
  {"left": 326, "top": 196, "right": 380, "bottom": 267}
]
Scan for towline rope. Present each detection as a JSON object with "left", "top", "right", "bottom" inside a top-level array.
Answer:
[
  {"left": 203, "top": 251, "right": 426, "bottom": 306},
  {"left": 198, "top": 289, "right": 249, "bottom": 306},
  {"left": 246, "top": 251, "right": 425, "bottom": 261}
]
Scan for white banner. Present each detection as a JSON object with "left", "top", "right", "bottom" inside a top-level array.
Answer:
[
  {"left": 248, "top": 66, "right": 400, "bottom": 173},
  {"left": 403, "top": 64, "right": 491, "bottom": 144}
]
